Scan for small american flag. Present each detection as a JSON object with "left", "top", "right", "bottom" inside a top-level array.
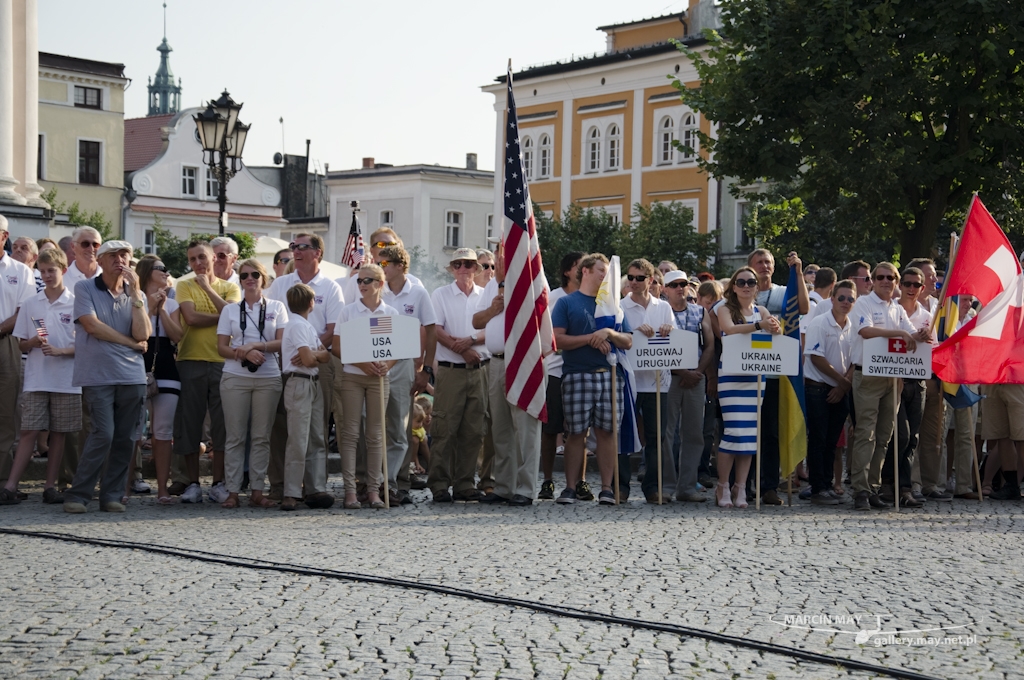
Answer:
[
  {"left": 32, "top": 318, "right": 47, "bottom": 338},
  {"left": 341, "top": 210, "right": 365, "bottom": 269},
  {"left": 370, "top": 316, "right": 392, "bottom": 334}
]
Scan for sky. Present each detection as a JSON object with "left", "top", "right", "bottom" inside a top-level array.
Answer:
[{"left": 39, "top": 0, "right": 689, "bottom": 175}]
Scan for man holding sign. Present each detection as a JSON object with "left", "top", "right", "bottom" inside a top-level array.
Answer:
[{"left": 849, "top": 263, "right": 930, "bottom": 511}]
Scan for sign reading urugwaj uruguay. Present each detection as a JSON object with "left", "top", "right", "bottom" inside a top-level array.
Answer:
[
  {"left": 626, "top": 329, "right": 699, "bottom": 370},
  {"left": 862, "top": 336, "right": 932, "bottom": 379},
  {"left": 720, "top": 333, "right": 801, "bottom": 377},
  {"left": 338, "top": 314, "right": 422, "bottom": 364}
]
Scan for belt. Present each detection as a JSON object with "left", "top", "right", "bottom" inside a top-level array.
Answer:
[
  {"left": 805, "top": 378, "right": 831, "bottom": 388},
  {"left": 491, "top": 353, "right": 504, "bottom": 359},
  {"left": 285, "top": 373, "right": 318, "bottom": 381},
  {"left": 438, "top": 360, "right": 490, "bottom": 370},
  {"left": 853, "top": 364, "right": 863, "bottom": 372}
]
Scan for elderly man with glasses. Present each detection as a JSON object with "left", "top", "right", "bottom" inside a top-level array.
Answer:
[
  {"left": 63, "top": 227, "right": 103, "bottom": 291},
  {"left": 210, "top": 236, "right": 240, "bottom": 286}
]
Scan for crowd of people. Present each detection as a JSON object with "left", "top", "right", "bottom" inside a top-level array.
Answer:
[{"left": 0, "top": 212, "right": 1021, "bottom": 513}]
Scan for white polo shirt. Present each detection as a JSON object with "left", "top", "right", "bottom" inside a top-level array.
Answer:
[
  {"left": 0, "top": 253, "right": 34, "bottom": 323},
  {"left": 266, "top": 269, "right": 345, "bottom": 338},
  {"left": 621, "top": 293, "right": 673, "bottom": 393},
  {"left": 475, "top": 278, "right": 506, "bottom": 356},
  {"left": 803, "top": 310, "right": 853, "bottom": 387},
  {"left": 216, "top": 297, "right": 289, "bottom": 378},
  {"left": 432, "top": 280, "right": 486, "bottom": 364},
  {"left": 339, "top": 271, "right": 422, "bottom": 306},
  {"left": 13, "top": 288, "right": 80, "bottom": 394},
  {"left": 337, "top": 298, "right": 399, "bottom": 375},
  {"left": 382, "top": 277, "right": 437, "bottom": 328},
  {"left": 62, "top": 260, "right": 101, "bottom": 293},
  {"left": 545, "top": 287, "right": 569, "bottom": 378},
  {"left": 281, "top": 315, "right": 320, "bottom": 377},
  {"left": 850, "top": 291, "right": 917, "bottom": 365}
]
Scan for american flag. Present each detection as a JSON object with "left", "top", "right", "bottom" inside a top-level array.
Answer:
[
  {"left": 502, "top": 63, "right": 553, "bottom": 422},
  {"left": 370, "top": 316, "right": 392, "bottom": 334},
  {"left": 341, "top": 209, "right": 365, "bottom": 269},
  {"left": 32, "top": 318, "right": 47, "bottom": 338}
]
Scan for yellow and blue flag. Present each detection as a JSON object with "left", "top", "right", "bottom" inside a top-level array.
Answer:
[
  {"left": 751, "top": 333, "right": 773, "bottom": 349},
  {"left": 779, "top": 265, "right": 807, "bottom": 478},
  {"left": 935, "top": 296, "right": 983, "bottom": 409}
]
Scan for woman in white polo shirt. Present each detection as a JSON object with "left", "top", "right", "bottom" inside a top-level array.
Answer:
[{"left": 217, "top": 258, "right": 288, "bottom": 509}]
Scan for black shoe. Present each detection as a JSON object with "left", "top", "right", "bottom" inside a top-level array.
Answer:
[
  {"left": 990, "top": 484, "right": 1021, "bottom": 501},
  {"left": 598, "top": 490, "right": 617, "bottom": 505},
  {"left": 453, "top": 489, "right": 483, "bottom": 502},
  {"left": 508, "top": 494, "right": 533, "bottom": 506},
  {"left": 899, "top": 491, "right": 923, "bottom": 508},
  {"left": 538, "top": 479, "right": 555, "bottom": 500},
  {"left": 167, "top": 481, "right": 188, "bottom": 496},
  {"left": 575, "top": 480, "right": 595, "bottom": 501},
  {"left": 868, "top": 493, "right": 890, "bottom": 509},
  {"left": 556, "top": 488, "right": 577, "bottom": 504},
  {"left": 432, "top": 490, "right": 453, "bottom": 503},
  {"left": 925, "top": 490, "right": 953, "bottom": 502},
  {"left": 761, "top": 489, "right": 783, "bottom": 506},
  {"left": 912, "top": 489, "right": 927, "bottom": 503},
  {"left": 698, "top": 473, "right": 715, "bottom": 489},
  {"left": 303, "top": 492, "right": 335, "bottom": 509},
  {"left": 398, "top": 490, "right": 414, "bottom": 505},
  {"left": 854, "top": 491, "right": 870, "bottom": 511},
  {"left": 479, "top": 492, "right": 509, "bottom": 504}
]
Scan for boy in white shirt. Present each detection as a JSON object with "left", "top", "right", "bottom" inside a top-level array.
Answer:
[
  {"left": 280, "top": 283, "right": 332, "bottom": 511},
  {"left": 1, "top": 249, "right": 80, "bottom": 505}
]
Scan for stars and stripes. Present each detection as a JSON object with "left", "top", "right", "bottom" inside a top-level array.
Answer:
[
  {"left": 503, "top": 63, "right": 553, "bottom": 422},
  {"left": 341, "top": 210, "right": 365, "bottom": 269},
  {"left": 369, "top": 316, "right": 392, "bottom": 335},
  {"left": 32, "top": 318, "right": 47, "bottom": 338}
]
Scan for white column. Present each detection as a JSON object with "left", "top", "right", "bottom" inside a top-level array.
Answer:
[
  {"left": 559, "top": 95, "right": 573, "bottom": 212},
  {"left": 630, "top": 88, "right": 644, "bottom": 217},
  {"left": 493, "top": 99, "right": 504, "bottom": 238},
  {"left": 22, "top": 0, "right": 45, "bottom": 207},
  {"left": 0, "top": 0, "right": 27, "bottom": 204}
]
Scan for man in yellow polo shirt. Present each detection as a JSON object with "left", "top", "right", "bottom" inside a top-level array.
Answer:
[{"left": 174, "top": 240, "right": 240, "bottom": 503}]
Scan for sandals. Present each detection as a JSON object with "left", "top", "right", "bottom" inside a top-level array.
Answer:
[
  {"left": 249, "top": 495, "right": 277, "bottom": 508},
  {"left": 344, "top": 493, "right": 361, "bottom": 509},
  {"left": 156, "top": 495, "right": 179, "bottom": 505},
  {"left": 982, "top": 484, "right": 993, "bottom": 497},
  {"left": 0, "top": 487, "right": 20, "bottom": 505},
  {"left": 221, "top": 494, "right": 240, "bottom": 509}
]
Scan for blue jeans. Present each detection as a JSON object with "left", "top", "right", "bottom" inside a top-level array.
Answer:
[
  {"left": 66, "top": 384, "right": 146, "bottom": 507},
  {"left": 805, "top": 383, "right": 849, "bottom": 494}
]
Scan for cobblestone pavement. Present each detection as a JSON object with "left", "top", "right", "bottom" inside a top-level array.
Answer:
[{"left": 0, "top": 473, "right": 1021, "bottom": 679}]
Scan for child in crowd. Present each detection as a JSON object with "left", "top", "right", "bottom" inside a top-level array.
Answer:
[
  {"left": 1, "top": 249, "right": 79, "bottom": 505},
  {"left": 280, "top": 283, "right": 332, "bottom": 511},
  {"left": 410, "top": 402, "right": 430, "bottom": 475}
]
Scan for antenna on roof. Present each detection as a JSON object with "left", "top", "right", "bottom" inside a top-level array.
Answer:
[{"left": 163, "top": 2, "right": 167, "bottom": 39}]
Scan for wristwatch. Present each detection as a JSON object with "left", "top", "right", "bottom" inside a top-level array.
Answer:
[
  {"left": 754, "top": 321, "right": 761, "bottom": 331},
  {"left": 423, "top": 365, "right": 435, "bottom": 385},
  {"left": 470, "top": 333, "right": 479, "bottom": 343},
  {"left": 132, "top": 299, "right": 145, "bottom": 308}
]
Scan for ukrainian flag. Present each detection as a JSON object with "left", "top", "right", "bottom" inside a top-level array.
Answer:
[
  {"left": 751, "top": 333, "right": 773, "bottom": 349},
  {"left": 935, "top": 296, "right": 983, "bottom": 409},
  {"left": 779, "top": 265, "right": 807, "bottom": 479}
]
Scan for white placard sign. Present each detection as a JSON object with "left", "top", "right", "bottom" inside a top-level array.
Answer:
[
  {"left": 862, "top": 336, "right": 932, "bottom": 378},
  {"left": 721, "top": 333, "right": 801, "bottom": 376},
  {"left": 338, "top": 314, "right": 422, "bottom": 364},
  {"left": 626, "top": 329, "right": 699, "bottom": 370}
]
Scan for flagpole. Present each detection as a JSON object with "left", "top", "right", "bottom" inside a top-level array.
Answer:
[
  {"left": 380, "top": 374, "right": 390, "bottom": 509},
  {"left": 756, "top": 374, "right": 762, "bottom": 511},
  {"left": 612, "top": 365, "right": 621, "bottom": 505},
  {"left": 893, "top": 377, "right": 900, "bottom": 513},
  {"left": 656, "top": 370, "right": 663, "bottom": 505}
]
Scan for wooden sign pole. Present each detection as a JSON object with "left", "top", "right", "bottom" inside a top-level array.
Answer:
[
  {"left": 380, "top": 374, "right": 390, "bottom": 509},
  {"left": 756, "top": 374, "right": 762, "bottom": 511},
  {"left": 656, "top": 371, "right": 663, "bottom": 505}
]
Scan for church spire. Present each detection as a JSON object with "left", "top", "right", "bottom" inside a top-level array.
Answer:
[{"left": 147, "top": 2, "right": 182, "bottom": 116}]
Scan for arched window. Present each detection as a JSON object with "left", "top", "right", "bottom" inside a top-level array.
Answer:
[
  {"left": 538, "top": 134, "right": 551, "bottom": 178},
  {"left": 522, "top": 136, "right": 533, "bottom": 180},
  {"left": 587, "top": 127, "right": 601, "bottom": 173},
  {"left": 606, "top": 124, "right": 621, "bottom": 170},
  {"left": 658, "top": 116, "right": 675, "bottom": 165},
  {"left": 680, "top": 113, "right": 698, "bottom": 162}
]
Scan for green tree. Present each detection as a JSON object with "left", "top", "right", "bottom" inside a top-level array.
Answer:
[
  {"left": 228, "top": 231, "right": 256, "bottom": 260},
  {"left": 674, "top": 0, "right": 1024, "bottom": 259},
  {"left": 407, "top": 245, "right": 450, "bottom": 292},
  {"left": 149, "top": 219, "right": 190, "bottom": 276},
  {"left": 536, "top": 203, "right": 618, "bottom": 288},
  {"left": 42, "top": 187, "right": 114, "bottom": 241},
  {"left": 614, "top": 201, "right": 719, "bottom": 277}
]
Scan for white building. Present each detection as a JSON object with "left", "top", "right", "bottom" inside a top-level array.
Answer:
[
  {"left": 324, "top": 155, "right": 494, "bottom": 267},
  {"left": 123, "top": 107, "right": 285, "bottom": 252}
]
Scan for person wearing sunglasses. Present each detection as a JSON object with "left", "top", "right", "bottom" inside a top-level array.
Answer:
[
  {"left": 272, "top": 249, "right": 292, "bottom": 280},
  {"left": 217, "top": 259, "right": 289, "bottom": 509},
  {"left": 210, "top": 237, "right": 240, "bottom": 286},
  {"left": 474, "top": 249, "right": 496, "bottom": 288},
  {"left": 63, "top": 227, "right": 103, "bottom": 293},
  {"left": 469, "top": 248, "right": 498, "bottom": 494},
  {"left": 336, "top": 227, "right": 422, "bottom": 310},
  {"left": 428, "top": 248, "right": 488, "bottom": 503},
  {"left": 715, "top": 267, "right": 781, "bottom": 508},
  {"left": 662, "top": 271, "right": 716, "bottom": 503},
  {"left": 803, "top": 279, "right": 857, "bottom": 506},
  {"left": 848, "top": 262, "right": 930, "bottom": 511}
]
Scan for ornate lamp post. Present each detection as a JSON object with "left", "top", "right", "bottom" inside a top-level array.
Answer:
[{"left": 193, "top": 90, "right": 250, "bottom": 236}]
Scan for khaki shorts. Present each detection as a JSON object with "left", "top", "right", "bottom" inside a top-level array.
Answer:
[
  {"left": 21, "top": 391, "right": 83, "bottom": 433},
  {"left": 980, "top": 384, "right": 1024, "bottom": 441}
]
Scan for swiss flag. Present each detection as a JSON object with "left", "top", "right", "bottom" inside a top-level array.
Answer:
[
  {"left": 888, "top": 338, "right": 908, "bottom": 353},
  {"left": 933, "top": 196, "right": 1024, "bottom": 384}
]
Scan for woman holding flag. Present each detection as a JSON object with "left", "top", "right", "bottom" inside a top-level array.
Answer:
[{"left": 716, "top": 267, "right": 781, "bottom": 508}]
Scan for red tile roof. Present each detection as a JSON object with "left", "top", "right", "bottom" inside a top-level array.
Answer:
[{"left": 124, "top": 114, "right": 175, "bottom": 173}]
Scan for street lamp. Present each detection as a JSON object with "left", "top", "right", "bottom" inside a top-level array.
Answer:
[{"left": 193, "top": 89, "right": 249, "bottom": 236}]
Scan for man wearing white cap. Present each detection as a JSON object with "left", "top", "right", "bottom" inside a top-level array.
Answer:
[{"left": 63, "top": 241, "right": 150, "bottom": 513}]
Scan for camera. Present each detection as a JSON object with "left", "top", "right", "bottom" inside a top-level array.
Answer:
[
  {"left": 240, "top": 358, "right": 259, "bottom": 373},
  {"left": 350, "top": 200, "right": 360, "bottom": 209}
]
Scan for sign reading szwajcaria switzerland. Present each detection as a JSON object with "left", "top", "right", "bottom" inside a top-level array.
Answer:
[
  {"left": 338, "top": 314, "right": 422, "bottom": 364},
  {"left": 720, "top": 332, "right": 800, "bottom": 377},
  {"left": 863, "top": 336, "right": 932, "bottom": 378},
  {"left": 626, "top": 329, "right": 699, "bottom": 370}
]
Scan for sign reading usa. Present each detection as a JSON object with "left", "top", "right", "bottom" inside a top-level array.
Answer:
[{"left": 863, "top": 336, "right": 932, "bottom": 378}]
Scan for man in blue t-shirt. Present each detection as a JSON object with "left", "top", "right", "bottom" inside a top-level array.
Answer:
[{"left": 551, "top": 253, "right": 632, "bottom": 505}]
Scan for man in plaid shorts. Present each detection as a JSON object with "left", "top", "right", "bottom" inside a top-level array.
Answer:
[{"left": 551, "top": 253, "right": 632, "bottom": 505}]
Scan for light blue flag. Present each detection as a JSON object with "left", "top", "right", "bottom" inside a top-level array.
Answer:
[{"left": 594, "top": 256, "right": 642, "bottom": 455}]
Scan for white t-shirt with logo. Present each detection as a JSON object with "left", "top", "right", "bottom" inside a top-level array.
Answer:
[
  {"left": 217, "top": 298, "right": 289, "bottom": 379},
  {"left": 13, "top": 288, "right": 80, "bottom": 394}
]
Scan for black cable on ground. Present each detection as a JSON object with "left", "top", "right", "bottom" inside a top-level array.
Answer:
[{"left": 0, "top": 527, "right": 940, "bottom": 680}]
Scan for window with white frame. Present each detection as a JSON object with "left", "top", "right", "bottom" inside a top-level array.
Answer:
[
  {"left": 445, "top": 210, "right": 462, "bottom": 248},
  {"left": 658, "top": 116, "right": 675, "bottom": 165},
  {"left": 538, "top": 134, "right": 551, "bottom": 178},
  {"left": 602, "top": 205, "right": 623, "bottom": 225},
  {"left": 680, "top": 113, "right": 699, "bottom": 162},
  {"left": 606, "top": 124, "right": 621, "bottom": 170},
  {"left": 181, "top": 166, "right": 197, "bottom": 197},
  {"left": 380, "top": 210, "right": 394, "bottom": 227},
  {"left": 736, "top": 200, "right": 753, "bottom": 251},
  {"left": 205, "top": 168, "right": 219, "bottom": 199},
  {"left": 587, "top": 127, "right": 601, "bottom": 173},
  {"left": 522, "top": 136, "right": 533, "bottom": 180},
  {"left": 144, "top": 229, "right": 156, "bottom": 255},
  {"left": 486, "top": 213, "right": 494, "bottom": 240}
]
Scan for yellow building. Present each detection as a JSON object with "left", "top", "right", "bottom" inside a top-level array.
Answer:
[
  {"left": 37, "top": 52, "right": 128, "bottom": 236},
  {"left": 482, "top": 1, "right": 745, "bottom": 265}
]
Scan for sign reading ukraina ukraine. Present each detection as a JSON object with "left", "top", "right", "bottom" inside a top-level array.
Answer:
[
  {"left": 720, "top": 333, "right": 800, "bottom": 376},
  {"left": 626, "top": 329, "right": 699, "bottom": 370},
  {"left": 863, "top": 336, "right": 932, "bottom": 378}
]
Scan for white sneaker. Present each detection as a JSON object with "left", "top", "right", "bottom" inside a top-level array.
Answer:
[
  {"left": 207, "top": 482, "right": 229, "bottom": 503},
  {"left": 180, "top": 482, "right": 203, "bottom": 503},
  {"left": 131, "top": 479, "right": 151, "bottom": 494}
]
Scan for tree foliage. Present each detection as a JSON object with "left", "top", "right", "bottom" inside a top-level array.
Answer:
[
  {"left": 407, "top": 245, "right": 450, "bottom": 293},
  {"left": 43, "top": 187, "right": 114, "bottom": 241},
  {"left": 143, "top": 216, "right": 256, "bottom": 277},
  {"left": 674, "top": 0, "right": 1024, "bottom": 260}
]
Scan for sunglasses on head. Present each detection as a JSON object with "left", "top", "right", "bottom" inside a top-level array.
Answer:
[
  {"left": 626, "top": 274, "right": 648, "bottom": 282},
  {"left": 665, "top": 282, "right": 687, "bottom": 289},
  {"left": 77, "top": 241, "right": 101, "bottom": 249},
  {"left": 451, "top": 261, "right": 476, "bottom": 269},
  {"left": 875, "top": 274, "right": 897, "bottom": 281},
  {"left": 835, "top": 294, "right": 855, "bottom": 303},
  {"left": 377, "top": 260, "right": 390, "bottom": 268},
  {"left": 152, "top": 264, "right": 167, "bottom": 273},
  {"left": 901, "top": 281, "right": 923, "bottom": 288},
  {"left": 374, "top": 241, "right": 397, "bottom": 249},
  {"left": 734, "top": 278, "right": 758, "bottom": 288},
  {"left": 238, "top": 271, "right": 261, "bottom": 281},
  {"left": 686, "top": 296, "right": 698, "bottom": 303},
  {"left": 275, "top": 257, "right": 291, "bottom": 265},
  {"left": 479, "top": 263, "right": 495, "bottom": 270},
  {"left": 289, "top": 242, "right": 315, "bottom": 251},
  {"left": 356, "top": 277, "right": 381, "bottom": 285}
]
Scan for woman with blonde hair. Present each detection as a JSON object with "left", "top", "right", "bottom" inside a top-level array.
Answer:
[
  {"left": 714, "top": 266, "right": 781, "bottom": 508},
  {"left": 216, "top": 258, "right": 289, "bottom": 508}
]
